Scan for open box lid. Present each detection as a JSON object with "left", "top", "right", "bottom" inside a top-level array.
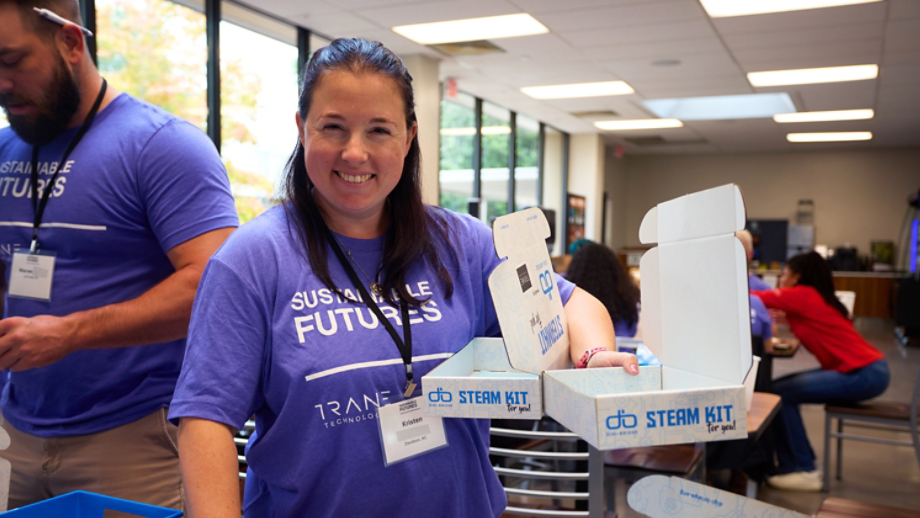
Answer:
[
  {"left": 487, "top": 208, "right": 571, "bottom": 375},
  {"left": 638, "top": 184, "right": 753, "bottom": 386}
]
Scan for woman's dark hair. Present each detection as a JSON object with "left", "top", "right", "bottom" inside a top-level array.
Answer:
[
  {"left": 283, "top": 38, "right": 454, "bottom": 306},
  {"left": 564, "top": 243, "right": 639, "bottom": 328},
  {"left": 786, "top": 251, "right": 849, "bottom": 319}
]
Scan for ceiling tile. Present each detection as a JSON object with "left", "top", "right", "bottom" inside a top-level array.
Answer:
[
  {"left": 789, "top": 81, "right": 878, "bottom": 112},
  {"left": 885, "top": 19, "right": 920, "bottom": 53},
  {"left": 235, "top": 0, "right": 342, "bottom": 17},
  {"left": 534, "top": 1, "right": 703, "bottom": 33},
  {"left": 477, "top": 33, "right": 589, "bottom": 63},
  {"left": 733, "top": 40, "right": 883, "bottom": 70},
  {"left": 508, "top": 0, "right": 657, "bottom": 14},
  {"left": 711, "top": 2, "right": 887, "bottom": 35},
  {"left": 603, "top": 53, "right": 742, "bottom": 81},
  {"left": 288, "top": 11, "right": 381, "bottom": 34},
  {"left": 579, "top": 37, "right": 726, "bottom": 62},
  {"left": 888, "top": 0, "right": 920, "bottom": 20},
  {"left": 358, "top": 0, "right": 521, "bottom": 27},
  {"left": 878, "top": 62, "right": 920, "bottom": 87},
  {"left": 326, "top": 0, "right": 427, "bottom": 9},
  {"left": 720, "top": 23, "right": 884, "bottom": 50},
  {"left": 558, "top": 19, "right": 716, "bottom": 47}
]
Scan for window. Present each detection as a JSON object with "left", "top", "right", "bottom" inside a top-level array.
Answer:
[
  {"left": 515, "top": 114, "right": 539, "bottom": 211},
  {"left": 220, "top": 2, "right": 298, "bottom": 223},
  {"left": 439, "top": 92, "right": 475, "bottom": 214},
  {"left": 96, "top": 0, "right": 208, "bottom": 132},
  {"left": 481, "top": 101, "right": 510, "bottom": 222}
]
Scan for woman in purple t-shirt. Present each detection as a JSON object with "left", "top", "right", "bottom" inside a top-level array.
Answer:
[{"left": 170, "top": 38, "right": 639, "bottom": 518}]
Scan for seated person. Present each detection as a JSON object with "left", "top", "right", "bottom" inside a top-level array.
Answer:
[
  {"left": 736, "top": 230, "right": 771, "bottom": 291},
  {"left": 753, "top": 252, "right": 889, "bottom": 492},
  {"left": 564, "top": 242, "right": 640, "bottom": 338}
]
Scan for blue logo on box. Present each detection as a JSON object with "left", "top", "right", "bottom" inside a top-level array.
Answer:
[
  {"left": 606, "top": 409, "right": 638, "bottom": 430},
  {"left": 428, "top": 387, "right": 452, "bottom": 403}
]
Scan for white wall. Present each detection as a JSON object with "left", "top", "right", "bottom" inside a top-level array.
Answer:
[
  {"left": 568, "top": 133, "right": 605, "bottom": 244},
  {"left": 619, "top": 148, "right": 920, "bottom": 254},
  {"left": 401, "top": 54, "right": 440, "bottom": 206},
  {"left": 604, "top": 146, "right": 629, "bottom": 249}
]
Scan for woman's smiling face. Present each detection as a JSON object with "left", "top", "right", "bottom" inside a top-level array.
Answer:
[{"left": 297, "top": 69, "right": 416, "bottom": 237}]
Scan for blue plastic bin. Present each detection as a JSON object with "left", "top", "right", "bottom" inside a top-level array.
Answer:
[{"left": 1, "top": 491, "right": 183, "bottom": 517}]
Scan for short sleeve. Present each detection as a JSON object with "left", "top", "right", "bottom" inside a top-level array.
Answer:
[
  {"left": 168, "top": 258, "right": 265, "bottom": 428},
  {"left": 136, "top": 120, "right": 239, "bottom": 252}
]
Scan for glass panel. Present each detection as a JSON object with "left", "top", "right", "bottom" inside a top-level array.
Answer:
[
  {"left": 310, "top": 33, "right": 332, "bottom": 56},
  {"left": 543, "top": 126, "right": 564, "bottom": 256},
  {"left": 96, "top": 0, "right": 207, "bottom": 132},
  {"left": 220, "top": 3, "right": 299, "bottom": 223},
  {"left": 515, "top": 114, "right": 539, "bottom": 211},
  {"left": 438, "top": 92, "right": 475, "bottom": 213},
  {"left": 481, "top": 101, "right": 510, "bottom": 222}
]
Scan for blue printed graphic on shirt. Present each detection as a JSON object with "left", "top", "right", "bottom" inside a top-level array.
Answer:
[
  {"left": 0, "top": 93, "right": 238, "bottom": 436},
  {"left": 169, "top": 206, "right": 573, "bottom": 518}
]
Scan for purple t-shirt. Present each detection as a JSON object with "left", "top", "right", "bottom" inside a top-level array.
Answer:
[
  {"left": 749, "top": 273, "right": 771, "bottom": 292},
  {"left": 169, "top": 206, "right": 574, "bottom": 518},
  {"left": 750, "top": 294, "right": 773, "bottom": 340},
  {"left": 0, "top": 93, "right": 238, "bottom": 436}
]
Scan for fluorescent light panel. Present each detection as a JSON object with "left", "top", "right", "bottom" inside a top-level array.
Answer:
[
  {"left": 701, "top": 0, "right": 882, "bottom": 18},
  {"left": 440, "top": 126, "right": 511, "bottom": 136},
  {"left": 774, "top": 109, "right": 874, "bottom": 123},
  {"left": 643, "top": 93, "right": 795, "bottom": 121},
  {"left": 748, "top": 65, "right": 878, "bottom": 87},
  {"left": 787, "top": 132, "right": 872, "bottom": 142},
  {"left": 521, "top": 81, "right": 634, "bottom": 99},
  {"left": 392, "top": 14, "right": 548, "bottom": 45},
  {"left": 594, "top": 119, "right": 683, "bottom": 131}
]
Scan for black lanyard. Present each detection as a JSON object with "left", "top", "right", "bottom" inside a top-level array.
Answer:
[
  {"left": 29, "top": 79, "right": 108, "bottom": 253},
  {"left": 318, "top": 221, "right": 415, "bottom": 398}
]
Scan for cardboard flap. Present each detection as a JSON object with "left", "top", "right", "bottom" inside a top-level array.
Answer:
[
  {"left": 628, "top": 475, "right": 811, "bottom": 518},
  {"left": 641, "top": 184, "right": 746, "bottom": 245},
  {"left": 488, "top": 208, "right": 571, "bottom": 375},
  {"left": 639, "top": 248, "right": 662, "bottom": 362}
]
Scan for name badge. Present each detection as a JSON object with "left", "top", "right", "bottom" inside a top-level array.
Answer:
[
  {"left": 377, "top": 396, "right": 448, "bottom": 466},
  {"left": 8, "top": 249, "right": 56, "bottom": 301}
]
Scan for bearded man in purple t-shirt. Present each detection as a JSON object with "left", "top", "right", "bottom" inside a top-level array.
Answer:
[{"left": 0, "top": 0, "right": 238, "bottom": 511}]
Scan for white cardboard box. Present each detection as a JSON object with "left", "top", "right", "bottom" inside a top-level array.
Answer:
[
  {"left": 422, "top": 208, "right": 572, "bottom": 419},
  {"left": 628, "top": 475, "right": 809, "bottom": 518},
  {"left": 543, "top": 184, "right": 755, "bottom": 449}
]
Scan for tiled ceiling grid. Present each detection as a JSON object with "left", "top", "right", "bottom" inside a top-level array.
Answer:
[{"left": 248, "top": 0, "right": 920, "bottom": 153}]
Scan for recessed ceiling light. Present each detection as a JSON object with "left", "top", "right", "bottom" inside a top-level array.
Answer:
[
  {"left": 787, "top": 131, "right": 872, "bottom": 142},
  {"left": 392, "top": 14, "right": 548, "bottom": 45},
  {"left": 748, "top": 65, "right": 878, "bottom": 87},
  {"left": 774, "top": 109, "right": 874, "bottom": 123},
  {"left": 644, "top": 93, "right": 796, "bottom": 121},
  {"left": 701, "top": 0, "right": 882, "bottom": 18},
  {"left": 594, "top": 119, "right": 683, "bottom": 131},
  {"left": 520, "top": 81, "right": 634, "bottom": 99},
  {"left": 440, "top": 126, "right": 511, "bottom": 136}
]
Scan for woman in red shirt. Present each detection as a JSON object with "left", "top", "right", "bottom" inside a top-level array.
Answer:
[{"left": 753, "top": 252, "right": 889, "bottom": 492}]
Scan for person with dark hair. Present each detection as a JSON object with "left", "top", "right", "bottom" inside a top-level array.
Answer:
[
  {"left": 753, "top": 251, "right": 889, "bottom": 491},
  {"left": 564, "top": 242, "right": 639, "bottom": 337},
  {"left": 0, "top": 0, "right": 238, "bottom": 510},
  {"left": 169, "top": 38, "right": 638, "bottom": 518}
]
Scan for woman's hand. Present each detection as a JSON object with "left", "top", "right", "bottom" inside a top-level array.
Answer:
[{"left": 587, "top": 349, "right": 639, "bottom": 374}]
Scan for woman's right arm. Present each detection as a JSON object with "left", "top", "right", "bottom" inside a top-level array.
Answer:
[{"left": 179, "top": 417, "right": 242, "bottom": 518}]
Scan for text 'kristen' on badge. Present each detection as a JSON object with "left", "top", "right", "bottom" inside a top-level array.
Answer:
[
  {"left": 377, "top": 396, "right": 448, "bottom": 466},
  {"left": 8, "top": 249, "right": 56, "bottom": 301}
]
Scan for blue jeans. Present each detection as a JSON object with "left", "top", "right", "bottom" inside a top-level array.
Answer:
[{"left": 771, "top": 359, "right": 890, "bottom": 473}]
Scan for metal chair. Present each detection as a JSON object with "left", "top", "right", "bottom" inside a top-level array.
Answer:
[
  {"left": 823, "top": 366, "right": 920, "bottom": 490},
  {"left": 490, "top": 424, "right": 609, "bottom": 518}
]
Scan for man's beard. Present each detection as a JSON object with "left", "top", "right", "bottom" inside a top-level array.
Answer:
[{"left": 0, "top": 54, "right": 82, "bottom": 146}]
